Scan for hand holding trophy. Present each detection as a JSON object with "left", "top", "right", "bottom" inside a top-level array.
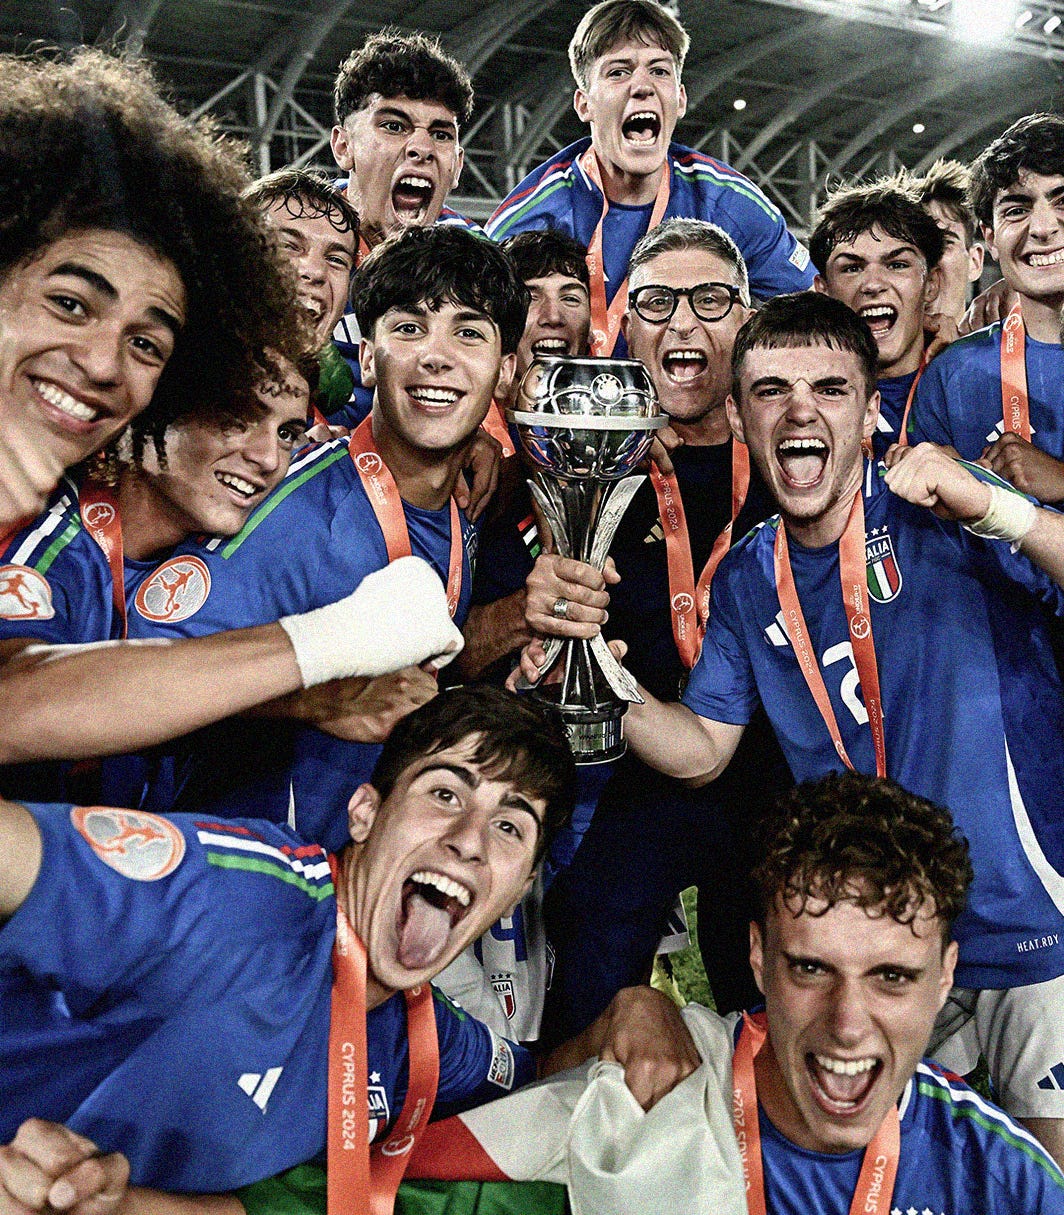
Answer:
[{"left": 508, "top": 356, "right": 665, "bottom": 763}]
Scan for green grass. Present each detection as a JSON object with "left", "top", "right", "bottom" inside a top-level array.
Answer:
[{"left": 654, "top": 885, "right": 714, "bottom": 1010}]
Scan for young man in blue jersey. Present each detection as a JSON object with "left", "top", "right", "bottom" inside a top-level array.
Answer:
[
  {"left": 0, "top": 353, "right": 463, "bottom": 791},
  {"left": 246, "top": 170, "right": 361, "bottom": 417},
  {"left": 485, "top": 0, "right": 814, "bottom": 358},
  {"left": 571, "top": 291, "right": 1064, "bottom": 1164},
  {"left": 119, "top": 226, "right": 526, "bottom": 851},
  {"left": 810, "top": 181, "right": 951, "bottom": 458},
  {"left": 910, "top": 114, "right": 1064, "bottom": 503},
  {"left": 912, "top": 159, "right": 986, "bottom": 324},
  {"left": 0, "top": 50, "right": 297, "bottom": 531},
  {"left": 741, "top": 773, "right": 1064, "bottom": 1212},
  {"left": 0, "top": 687, "right": 698, "bottom": 1203}
]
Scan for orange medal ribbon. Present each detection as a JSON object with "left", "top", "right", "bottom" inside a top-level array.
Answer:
[
  {"left": 328, "top": 854, "right": 440, "bottom": 1215},
  {"left": 348, "top": 418, "right": 464, "bottom": 617},
  {"left": 481, "top": 400, "right": 515, "bottom": 459},
  {"left": 891, "top": 352, "right": 929, "bottom": 451},
  {"left": 773, "top": 490, "right": 887, "bottom": 778},
  {"left": 1000, "top": 301, "right": 1032, "bottom": 441},
  {"left": 78, "top": 479, "right": 127, "bottom": 639},
  {"left": 649, "top": 441, "right": 751, "bottom": 670},
  {"left": 733, "top": 1011, "right": 900, "bottom": 1215},
  {"left": 579, "top": 149, "right": 671, "bottom": 356}
]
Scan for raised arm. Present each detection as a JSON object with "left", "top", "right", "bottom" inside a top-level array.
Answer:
[{"left": 623, "top": 686, "right": 744, "bottom": 786}]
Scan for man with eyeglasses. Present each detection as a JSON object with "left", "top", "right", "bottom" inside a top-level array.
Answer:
[{"left": 539, "top": 219, "right": 791, "bottom": 1048}]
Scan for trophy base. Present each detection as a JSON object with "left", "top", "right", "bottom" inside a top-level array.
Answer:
[{"left": 538, "top": 695, "right": 627, "bottom": 765}]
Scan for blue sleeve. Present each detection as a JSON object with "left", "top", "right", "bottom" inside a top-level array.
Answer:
[
  {"left": 908, "top": 354, "right": 954, "bottom": 447},
  {"left": 732, "top": 202, "right": 814, "bottom": 299},
  {"left": 681, "top": 565, "right": 760, "bottom": 725},
  {"left": 431, "top": 987, "right": 537, "bottom": 1119},
  {"left": 0, "top": 542, "right": 113, "bottom": 645}
]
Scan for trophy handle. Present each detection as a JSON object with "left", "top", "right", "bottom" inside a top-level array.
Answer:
[
  {"left": 590, "top": 633, "right": 643, "bottom": 703},
  {"left": 588, "top": 474, "right": 645, "bottom": 570},
  {"left": 527, "top": 480, "right": 571, "bottom": 559}
]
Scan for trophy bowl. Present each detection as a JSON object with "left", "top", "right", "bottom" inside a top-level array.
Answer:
[{"left": 507, "top": 356, "right": 666, "bottom": 764}]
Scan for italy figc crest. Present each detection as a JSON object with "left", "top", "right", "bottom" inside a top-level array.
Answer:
[{"left": 865, "top": 528, "right": 902, "bottom": 603}]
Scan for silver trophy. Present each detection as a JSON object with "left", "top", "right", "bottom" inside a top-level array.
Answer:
[{"left": 509, "top": 356, "right": 666, "bottom": 764}]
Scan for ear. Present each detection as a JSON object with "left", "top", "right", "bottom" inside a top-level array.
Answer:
[
  {"left": 749, "top": 921, "right": 766, "bottom": 996},
  {"left": 331, "top": 123, "right": 354, "bottom": 172},
  {"left": 725, "top": 392, "right": 746, "bottom": 445},
  {"left": 983, "top": 223, "right": 999, "bottom": 263},
  {"left": 620, "top": 309, "right": 630, "bottom": 344},
  {"left": 574, "top": 87, "right": 591, "bottom": 125},
  {"left": 347, "top": 784, "right": 381, "bottom": 844},
  {"left": 938, "top": 939, "right": 959, "bottom": 1010},
  {"left": 967, "top": 241, "right": 985, "bottom": 283},
  {"left": 863, "top": 387, "right": 882, "bottom": 440},
  {"left": 359, "top": 334, "right": 378, "bottom": 389},
  {"left": 452, "top": 144, "right": 465, "bottom": 192},
  {"left": 494, "top": 352, "right": 517, "bottom": 400},
  {"left": 924, "top": 264, "right": 943, "bottom": 309},
  {"left": 813, "top": 274, "right": 829, "bottom": 296},
  {"left": 676, "top": 81, "right": 687, "bottom": 121}
]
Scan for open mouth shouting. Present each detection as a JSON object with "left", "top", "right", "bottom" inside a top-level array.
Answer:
[
  {"left": 397, "top": 869, "right": 473, "bottom": 970},
  {"left": 392, "top": 173, "right": 436, "bottom": 222},
  {"left": 530, "top": 338, "right": 572, "bottom": 357},
  {"left": 662, "top": 348, "right": 708, "bottom": 384},
  {"left": 777, "top": 436, "right": 829, "bottom": 489},
  {"left": 807, "top": 1053, "right": 883, "bottom": 1118},
  {"left": 32, "top": 377, "right": 107, "bottom": 430},
  {"left": 858, "top": 305, "right": 897, "bottom": 343},
  {"left": 622, "top": 110, "right": 661, "bottom": 146}
]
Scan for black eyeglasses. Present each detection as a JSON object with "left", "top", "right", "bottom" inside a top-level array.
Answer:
[{"left": 628, "top": 282, "right": 743, "bottom": 324}]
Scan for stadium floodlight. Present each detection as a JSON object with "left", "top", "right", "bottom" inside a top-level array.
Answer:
[
  {"left": 1046, "top": 13, "right": 1063, "bottom": 32},
  {"left": 733, "top": 98, "right": 747, "bottom": 110},
  {"left": 953, "top": 0, "right": 1019, "bottom": 40},
  {"left": 1015, "top": 9, "right": 1035, "bottom": 27},
  {"left": 912, "top": 121, "right": 926, "bottom": 133}
]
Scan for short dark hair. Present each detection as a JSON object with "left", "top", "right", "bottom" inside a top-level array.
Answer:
[
  {"left": 731, "top": 292, "right": 879, "bottom": 399},
  {"left": 500, "top": 230, "right": 590, "bottom": 289},
  {"left": 353, "top": 226, "right": 529, "bottom": 354},
  {"left": 913, "top": 160, "right": 978, "bottom": 246},
  {"left": 568, "top": 0, "right": 689, "bottom": 91},
  {"left": 0, "top": 49, "right": 309, "bottom": 441},
  {"left": 334, "top": 28, "right": 474, "bottom": 127},
  {"left": 628, "top": 217, "right": 750, "bottom": 305},
  {"left": 753, "top": 772, "right": 973, "bottom": 945},
  {"left": 244, "top": 167, "right": 360, "bottom": 243},
  {"left": 810, "top": 181, "right": 945, "bottom": 277},
  {"left": 371, "top": 686, "right": 576, "bottom": 864},
  {"left": 970, "top": 113, "right": 1064, "bottom": 228}
]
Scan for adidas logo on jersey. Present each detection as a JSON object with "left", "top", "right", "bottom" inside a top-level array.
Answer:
[
  {"left": 1037, "top": 1061, "right": 1064, "bottom": 1090},
  {"left": 985, "top": 419, "right": 1037, "bottom": 445},
  {"left": 238, "top": 1067, "right": 283, "bottom": 1111},
  {"left": 888, "top": 1208, "right": 942, "bottom": 1214}
]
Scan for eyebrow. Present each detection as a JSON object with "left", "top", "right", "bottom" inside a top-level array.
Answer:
[
  {"left": 999, "top": 184, "right": 1064, "bottom": 206},
  {"left": 781, "top": 950, "right": 925, "bottom": 980},
  {"left": 748, "top": 374, "right": 852, "bottom": 391},
  {"left": 49, "top": 262, "right": 183, "bottom": 335},
  {"left": 377, "top": 105, "right": 457, "bottom": 133},
  {"left": 417, "top": 762, "right": 544, "bottom": 832},
  {"left": 831, "top": 244, "right": 919, "bottom": 264}
]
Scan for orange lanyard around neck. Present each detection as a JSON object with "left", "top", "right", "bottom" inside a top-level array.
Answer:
[
  {"left": 1000, "top": 301, "right": 1032, "bottom": 441},
  {"left": 772, "top": 490, "right": 887, "bottom": 777},
  {"left": 78, "top": 480, "right": 127, "bottom": 639},
  {"left": 579, "top": 148, "right": 671, "bottom": 356},
  {"left": 733, "top": 1011, "right": 900, "bottom": 1215},
  {"left": 348, "top": 418, "right": 464, "bottom": 617},
  {"left": 649, "top": 441, "right": 751, "bottom": 670},
  {"left": 892, "top": 352, "right": 929, "bottom": 451},
  {"left": 327, "top": 854, "right": 440, "bottom": 1215}
]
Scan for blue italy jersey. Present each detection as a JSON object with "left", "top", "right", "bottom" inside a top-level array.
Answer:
[
  {"left": 121, "top": 439, "right": 476, "bottom": 849},
  {"left": 0, "top": 805, "right": 533, "bottom": 1191},
  {"left": 683, "top": 461, "right": 1064, "bottom": 989},
  {"left": 486, "top": 138, "right": 813, "bottom": 355},
  {"left": 873, "top": 369, "right": 918, "bottom": 462},
  {"left": 910, "top": 323, "right": 1064, "bottom": 466},
  {"left": 760, "top": 1058, "right": 1064, "bottom": 1212}
]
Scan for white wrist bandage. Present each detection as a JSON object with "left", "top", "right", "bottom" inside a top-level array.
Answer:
[
  {"left": 279, "top": 556, "right": 464, "bottom": 687},
  {"left": 962, "top": 483, "right": 1037, "bottom": 545}
]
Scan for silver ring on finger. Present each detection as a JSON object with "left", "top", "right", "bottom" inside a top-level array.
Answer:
[{"left": 552, "top": 596, "right": 570, "bottom": 620}]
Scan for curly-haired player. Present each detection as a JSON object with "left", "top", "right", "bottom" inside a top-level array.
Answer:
[{"left": 0, "top": 48, "right": 308, "bottom": 528}]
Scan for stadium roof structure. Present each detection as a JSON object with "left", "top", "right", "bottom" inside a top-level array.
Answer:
[{"left": 5, "top": 0, "right": 1064, "bottom": 235}]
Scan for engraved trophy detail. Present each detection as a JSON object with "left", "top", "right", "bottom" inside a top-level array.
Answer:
[{"left": 508, "top": 356, "right": 666, "bottom": 763}]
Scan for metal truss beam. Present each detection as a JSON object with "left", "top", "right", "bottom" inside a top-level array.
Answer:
[
  {"left": 443, "top": 0, "right": 555, "bottom": 76},
  {"left": 96, "top": 0, "right": 162, "bottom": 56},
  {"left": 911, "top": 82, "right": 1059, "bottom": 172}
]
